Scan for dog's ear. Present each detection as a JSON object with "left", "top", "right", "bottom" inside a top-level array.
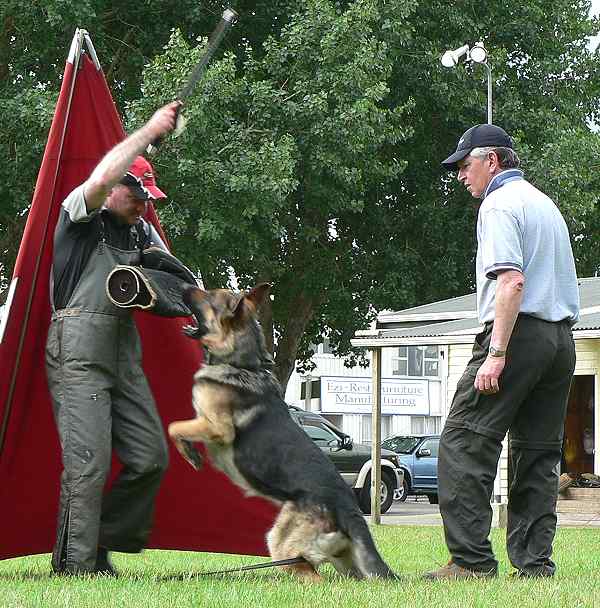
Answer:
[
  {"left": 231, "top": 283, "right": 271, "bottom": 319},
  {"left": 242, "top": 283, "right": 272, "bottom": 313}
]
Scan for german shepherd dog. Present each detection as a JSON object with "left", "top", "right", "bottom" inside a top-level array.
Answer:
[{"left": 167, "top": 284, "right": 396, "bottom": 581}]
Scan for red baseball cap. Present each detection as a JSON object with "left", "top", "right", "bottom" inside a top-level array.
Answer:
[{"left": 120, "top": 156, "right": 167, "bottom": 200}]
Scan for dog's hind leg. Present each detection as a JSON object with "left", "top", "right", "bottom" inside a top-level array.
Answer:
[
  {"left": 310, "top": 530, "right": 362, "bottom": 579},
  {"left": 335, "top": 509, "right": 396, "bottom": 579},
  {"left": 327, "top": 548, "right": 363, "bottom": 579},
  {"left": 267, "top": 504, "right": 322, "bottom": 582}
]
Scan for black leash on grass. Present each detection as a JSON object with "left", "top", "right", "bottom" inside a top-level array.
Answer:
[{"left": 164, "top": 556, "right": 307, "bottom": 579}]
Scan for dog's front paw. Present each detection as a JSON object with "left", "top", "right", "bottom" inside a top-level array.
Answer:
[
  {"left": 181, "top": 440, "right": 204, "bottom": 470},
  {"left": 182, "top": 324, "right": 202, "bottom": 340}
]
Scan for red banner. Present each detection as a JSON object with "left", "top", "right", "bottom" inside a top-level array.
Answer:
[{"left": 0, "top": 32, "right": 275, "bottom": 561}]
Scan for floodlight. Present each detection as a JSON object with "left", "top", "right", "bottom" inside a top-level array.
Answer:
[
  {"left": 469, "top": 42, "right": 488, "bottom": 64},
  {"left": 441, "top": 44, "right": 470, "bottom": 68}
]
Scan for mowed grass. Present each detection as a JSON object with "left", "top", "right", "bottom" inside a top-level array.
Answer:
[{"left": 1, "top": 526, "right": 599, "bottom": 608}]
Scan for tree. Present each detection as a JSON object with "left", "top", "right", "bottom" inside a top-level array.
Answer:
[
  {"left": 382, "top": 0, "right": 600, "bottom": 291},
  {"left": 130, "top": 0, "right": 600, "bottom": 391},
  {"left": 128, "top": 0, "right": 415, "bottom": 389},
  {"left": 2, "top": 0, "right": 599, "bottom": 389}
]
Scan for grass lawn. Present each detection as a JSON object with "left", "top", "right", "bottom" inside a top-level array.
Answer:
[{"left": 1, "top": 526, "right": 599, "bottom": 608}]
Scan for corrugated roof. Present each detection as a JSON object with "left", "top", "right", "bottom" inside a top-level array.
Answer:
[
  {"left": 575, "top": 312, "right": 600, "bottom": 331},
  {"left": 378, "top": 293, "right": 476, "bottom": 319},
  {"left": 380, "top": 317, "right": 482, "bottom": 339},
  {"left": 378, "top": 277, "right": 600, "bottom": 323},
  {"left": 366, "top": 310, "right": 600, "bottom": 343},
  {"left": 578, "top": 277, "right": 600, "bottom": 309}
]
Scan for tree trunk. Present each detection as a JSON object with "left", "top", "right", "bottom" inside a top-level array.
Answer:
[{"left": 274, "top": 292, "right": 315, "bottom": 394}]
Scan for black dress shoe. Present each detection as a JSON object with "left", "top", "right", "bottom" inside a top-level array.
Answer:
[{"left": 95, "top": 547, "right": 118, "bottom": 577}]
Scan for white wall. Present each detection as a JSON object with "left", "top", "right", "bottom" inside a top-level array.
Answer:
[{"left": 285, "top": 344, "right": 444, "bottom": 443}]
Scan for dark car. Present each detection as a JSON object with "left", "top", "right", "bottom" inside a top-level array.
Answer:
[
  {"left": 288, "top": 406, "right": 403, "bottom": 514},
  {"left": 381, "top": 434, "right": 440, "bottom": 504}
]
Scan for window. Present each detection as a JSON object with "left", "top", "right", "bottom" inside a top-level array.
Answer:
[
  {"left": 361, "top": 415, "right": 392, "bottom": 445},
  {"left": 300, "top": 378, "right": 321, "bottom": 400},
  {"left": 302, "top": 424, "right": 339, "bottom": 446},
  {"left": 321, "top": 337, "right": 334, "bottom": 354},
  {"left": 382, "top": 435, "right": 421, "bottom": 454},
  {"left": 301, "top": 420, "right": 340, "bottom": 446},
  {"left": 321, "top": 414, "right": 343, "bottom": 429},
  {"left": 411, "top": 416, "right": 442, "bottom": 435},
  {"left": 419, "top": 438, "right": 440, "bottom": 457},
  {"left": 392, "top": 346, "right": 439, "bottom": 378},
  {"left": 307, "top": 339, "right": 333, "bottom": 355}
]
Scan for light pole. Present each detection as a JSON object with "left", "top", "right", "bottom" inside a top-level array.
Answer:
[{"left": 441, "top": 42, "right": 492, "bottom": 125}]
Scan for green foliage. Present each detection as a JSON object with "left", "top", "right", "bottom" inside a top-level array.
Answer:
[
  {"left": 0, "top": 87, "right": 57, "bottom": 291},
  {"left": 524, "top": 128, "right": 600, "bottom": 276},
  {"left": 128, "top": 0, "right": 414, "bottom": 383}
]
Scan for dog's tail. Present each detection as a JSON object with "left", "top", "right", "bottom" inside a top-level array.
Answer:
[{"left": 335, "top": 506, "right": 397, "bottom": 579}]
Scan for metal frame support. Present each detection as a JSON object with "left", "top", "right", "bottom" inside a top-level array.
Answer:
[{"left": 370, "top": 347, "right": 382, "bottom": 523}]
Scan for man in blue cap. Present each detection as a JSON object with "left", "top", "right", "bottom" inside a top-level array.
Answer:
[{"left": 424, "top": 124, "right": 579, "bottom": 580}]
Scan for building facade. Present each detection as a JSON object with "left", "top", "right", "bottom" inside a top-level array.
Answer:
[{"left": 285, "top": 339, "right": 444, "bottom": 445}]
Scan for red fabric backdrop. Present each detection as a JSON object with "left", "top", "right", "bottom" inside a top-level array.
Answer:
[{"left": 0, "top": 35, "right": 275, "bottom": 562}]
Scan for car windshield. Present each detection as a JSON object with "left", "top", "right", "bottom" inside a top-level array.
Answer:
[
  {"left": 382, "top": 436, "right": 422, "bottom": 454},
  {"left": 301, "top": 420, "right": 341, "bottom": 446}
]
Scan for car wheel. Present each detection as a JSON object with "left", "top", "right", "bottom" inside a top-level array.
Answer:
[
  {"left": 394, "top": 479, "right": 409, "bottom": 502},
  {"left": 428, "top": 494, "right": 439, "bottom": 504},
  {"left": 358, "top": 472, "right": 395, "bottom": 514}
]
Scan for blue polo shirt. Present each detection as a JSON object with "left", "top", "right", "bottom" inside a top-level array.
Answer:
[{"left": 476, "top": 170, "right": 579, "bottom": 324}]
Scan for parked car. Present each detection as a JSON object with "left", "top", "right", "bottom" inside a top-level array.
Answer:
[
  {"left": 381, "top": 434, "right": 440, "bottom": 504},
  {"left": 288, "top": 406, "right": 403, "bottom": 514}
]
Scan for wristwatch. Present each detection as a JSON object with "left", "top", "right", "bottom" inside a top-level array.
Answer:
[{"left": 489, "top": 345, "right": 506, "bottom": 357}]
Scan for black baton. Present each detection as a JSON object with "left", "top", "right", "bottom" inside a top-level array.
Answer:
[{"left": 148, "top": 8, "right": 239, "bottom": 154}]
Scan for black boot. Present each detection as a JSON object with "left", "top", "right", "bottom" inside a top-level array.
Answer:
[{"left": 95, "top": 547, "right": 118, "bottom": 577}]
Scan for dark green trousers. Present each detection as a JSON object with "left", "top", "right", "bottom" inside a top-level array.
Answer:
[
  {"left": 46, "top": 312, "right": 169, "bottom": 573},
  {"left": 438, "top": 315, "right": 575, "bottom": 575}
]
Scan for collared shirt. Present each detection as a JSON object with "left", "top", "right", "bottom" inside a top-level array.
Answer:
[{"left": 476, "top": 170, "right": 579, "bottom": 324}]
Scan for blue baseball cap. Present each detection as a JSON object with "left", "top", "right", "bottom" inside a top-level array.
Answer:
[{"left": 442, "top": 124, "right": 513, "bottom": 170}]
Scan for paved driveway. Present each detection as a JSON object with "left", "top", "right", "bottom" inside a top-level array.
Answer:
[{"left": 370, "top": 496, "right": 600, "bottom": 527}]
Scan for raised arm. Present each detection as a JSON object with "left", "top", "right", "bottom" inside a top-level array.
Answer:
[{"left": 82, "top": 102, "right": 180, "bottom": 211}]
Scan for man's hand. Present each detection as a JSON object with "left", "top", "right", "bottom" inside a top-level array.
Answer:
[
  {"left": 145, "top": 101, "right": 181, "bottom": 141},
  {"left": 475, "top": 356, "right": 505, "bottom": 394}
]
